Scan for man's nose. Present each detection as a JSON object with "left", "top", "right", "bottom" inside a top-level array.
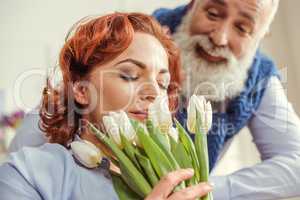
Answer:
[{"left": 209, "top": 24, "right": 230, "bottom": 47}]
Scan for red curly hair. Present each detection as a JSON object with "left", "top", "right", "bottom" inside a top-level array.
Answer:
[{"left": 39, "top": 12, "right": 183, "bottom": 146}]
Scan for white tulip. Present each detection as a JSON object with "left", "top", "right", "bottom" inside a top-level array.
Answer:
[
  {"left": 169, "top": 126, "right": 179, "bottom": 142},
  {"left": 148, "top": 95, "right": 173, "bottom": 133},
  {"left": 70, "top": 140, "right": 103, "bottom": 168},
  {"left": 103, "top": 115, "right": 121, "bottom": 146},
  {"left": 187, "top": 95, "right": 212, "bottom": 134},
  {"left": 103, "top": 111, "right": 137, "bottom": 146},
  {"left": 117, "top": 111, "right": 136, "bottom": 142}
]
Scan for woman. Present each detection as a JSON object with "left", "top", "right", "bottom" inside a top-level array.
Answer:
[{"left": 0, "top": 13, "right": 213, "bottom": 199}]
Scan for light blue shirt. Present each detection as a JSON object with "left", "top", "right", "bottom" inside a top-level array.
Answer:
[
  {"left": 8, "top": 77, "right": 300, "bottom": 200},
  {"left": 0, "top": 143, "right": 118, "bottom": 200}
]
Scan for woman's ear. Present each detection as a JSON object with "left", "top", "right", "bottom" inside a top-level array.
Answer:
[{"left": 73, "top": 81, "right": 90, "bottom": 106}]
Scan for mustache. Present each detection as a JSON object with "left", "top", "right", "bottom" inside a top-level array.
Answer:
[{"left": 187, "top": 34, "right": 237, "bottom": 62}]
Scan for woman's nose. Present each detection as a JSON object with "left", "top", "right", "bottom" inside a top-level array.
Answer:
[{"left": 139, "top": 81, "right": 160, "bottom": 102}]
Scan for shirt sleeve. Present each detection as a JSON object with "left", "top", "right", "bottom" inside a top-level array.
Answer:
[
  {"left": 0, "top": 163, "right": 42, "bottom": 200},
  {"left": 209, "top": 76, "right": 300, "bottom": 200},
  {"left": 0, "top": 144, "right": 76, "bottom": 200}
]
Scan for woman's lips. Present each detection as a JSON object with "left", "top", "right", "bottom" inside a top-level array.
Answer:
[
  {"left": 129, "top": 111, "right": 148, "bottom": 121},
  {"left": 195, "top": 44, "right": 227, "bottom": 63}
]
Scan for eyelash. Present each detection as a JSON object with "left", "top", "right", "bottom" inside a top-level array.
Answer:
[
  {"left": 120, "top": 74, "right": 168, "bottom": 90},
  {"left": 120, "top": 74, "right": 139, "bottom": 81},
  {"left": 235, "top": 24, "right": 251, "bottom": 35},
  {"left": 206, "top": 9, "right": 220, "bottom": 20}
]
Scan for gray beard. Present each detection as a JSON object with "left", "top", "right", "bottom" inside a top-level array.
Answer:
[{"left": 172, "top": 14, "right": 259, "bottom": 102}]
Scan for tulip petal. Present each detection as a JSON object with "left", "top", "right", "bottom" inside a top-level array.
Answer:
[
  {"left": 70, "top": 141, "right": 102, "bottom": 169},
  {"left": 103, "top": 115, "right": 121, "bottom": 146}
]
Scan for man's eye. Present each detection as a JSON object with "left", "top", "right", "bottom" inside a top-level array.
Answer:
[
  {"left": 236, "top": 24, "right": 251, "bottom": 35},
  {"left": 120, "top": 74, "right": 138, "bottom": 81},
  {"left": 207, "top": 8, "right": 220, "bottom": 19}
]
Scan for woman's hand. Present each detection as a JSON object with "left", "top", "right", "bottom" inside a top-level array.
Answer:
[{"left": 145, "top": 169, "right": 213, "bottom": 200}]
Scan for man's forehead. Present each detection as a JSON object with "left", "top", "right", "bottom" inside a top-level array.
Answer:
[
  {"left": 199, "top": 0, "right": 273, "bottom": 17},
  {"left": 202, "top": 0, "right": 273, "bottom": 8}
]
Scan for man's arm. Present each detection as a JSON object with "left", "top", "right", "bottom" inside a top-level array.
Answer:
[{"left": 210, "top": 77, "right": 300, "bottom": 200}]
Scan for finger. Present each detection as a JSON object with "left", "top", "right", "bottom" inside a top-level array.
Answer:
[
  {"left": 168, "top": 182, "right": 213, "bottom": 200},
  {"left": 150, "top": 168, "right": 194, "bottom": 198}
]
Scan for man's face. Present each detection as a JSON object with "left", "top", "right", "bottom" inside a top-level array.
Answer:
[
  {"left": 173, "top": 0, "right": 275, "bottom": 101},
  {"left": 189, "top": 0, "right": 273, "bottom": 61}
]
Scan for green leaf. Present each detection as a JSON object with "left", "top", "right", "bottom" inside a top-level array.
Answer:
[
  {"left": 175, "top": 119, "right": 201, "bottom": 181},
  {"left": 147, "top": 120, "right": 171, "bottom": 152},
  {"left": 136, "top": 152, "right": 159, "bottom": 187},
  {"left": 173, "top": 141, "right": 197, "bottom": 186},
  {"left": 130, "top": 119, "right": 141, "bottom": 132},
  {"left": 195, "top": 111, "right": 209, "bottom": 182},
  {"left": 151, "top": 127, "right": 171, "bottom": 151},
  {"left": 147, "top": 121, "right": 181, "bottom": 172},
  {"left": 138, "top": 126, "right": 186, "bottom": 191},
  {"left": 172, "top": 142, "right": 193, "bottom": 169},
  {"left": 120, "top": 133, "right": 143, "bottom": 172},
  {"left": 111, "top": 172, "right": 141, "bottom": 200},
  {"left": 146, "top": 119, "right": 155, "bottom": 135},
  {"left": 195, "top": 110, "right": 211, "bottom": 200},
  {"left": 89, "top": 123, "right": 151, "bottom": 197},
  {"left": 136, "top": 125, "right": 174, "bottom": 178}
]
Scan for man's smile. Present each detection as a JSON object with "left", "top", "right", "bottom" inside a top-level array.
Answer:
[{"left": 195, "top": 43, "right": 227, "bottom": 64}]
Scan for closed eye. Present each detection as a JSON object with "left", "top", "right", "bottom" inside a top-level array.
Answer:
[
  {"left": 235, "top": 23, "right": 252, "bottom": 35},
  {"left": 206, "top": 7, "right": 221, "bottom": 20},
  {"left": 120, "top": 73, "right": 139, "bottom": 81}
]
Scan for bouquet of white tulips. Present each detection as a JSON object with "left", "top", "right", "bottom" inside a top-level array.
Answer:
[{"left": 87, "top": 95, "right": 213, "bottom": 200}]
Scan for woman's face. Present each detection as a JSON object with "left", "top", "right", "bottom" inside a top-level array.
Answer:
[{"left": 81, "top": 32, "right": 170, "bottom": 123}]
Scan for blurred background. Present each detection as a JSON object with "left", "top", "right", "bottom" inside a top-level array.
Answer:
[{"left": 0, "top": 1, "right": 299, "bottom": 199}]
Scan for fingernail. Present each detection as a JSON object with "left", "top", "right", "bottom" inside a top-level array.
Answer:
[
  {"left": 203, "top": 184, "right": 213, "bottom": 191},
  {"left": 186, "top": 168, "right": 194, "bottom": 175},
  {"left": 208, "top": 181, "right": 215, "bottom": 188}
]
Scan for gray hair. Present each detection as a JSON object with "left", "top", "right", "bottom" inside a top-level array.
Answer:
[{"left": 192, "top": 0, "right": 280, "bottom": 37}]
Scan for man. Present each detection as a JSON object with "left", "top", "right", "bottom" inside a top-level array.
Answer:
[
  {"left": 152, "top": 0, "right": 300, "bottom": 199},
  {"left": 9, "top": 0, "right": 300, "bottom": 199}
]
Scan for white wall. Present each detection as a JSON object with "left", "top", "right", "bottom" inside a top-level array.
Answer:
[
  {"left": 0, "top": 0, "right": 189, "bottom": 113},
  {"left": 1, "top": 1, "right": 299, "bottom": 199}
]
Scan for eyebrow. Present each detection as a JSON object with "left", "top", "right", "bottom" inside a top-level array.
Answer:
[
  {"left": 116, "top": 58, "right": 146, "bottom": 69},
  {"left": 211, "top": 0, "right": 227, "bottom": 6},
  {"left": 115, "top": 58, "right": 169, "bottom": 74},
  {"left": 239, "top": 11, "right": 256, "bottom": 24}
]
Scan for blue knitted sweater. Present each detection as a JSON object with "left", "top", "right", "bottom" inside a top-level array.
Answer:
[{"left": 153, "top": 5, "right": 279, "bottom": 171}]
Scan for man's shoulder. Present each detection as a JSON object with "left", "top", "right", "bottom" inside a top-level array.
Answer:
[
  {"left": 152, "top": 5, "right": 189, "bottom": 33},
  {"left": 249, "top": 51, "right": 280, "bottom": 80}
]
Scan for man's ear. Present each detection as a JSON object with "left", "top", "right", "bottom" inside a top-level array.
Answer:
[{"left": 73, "top": 81, "right": 90, "bottom": 106}]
